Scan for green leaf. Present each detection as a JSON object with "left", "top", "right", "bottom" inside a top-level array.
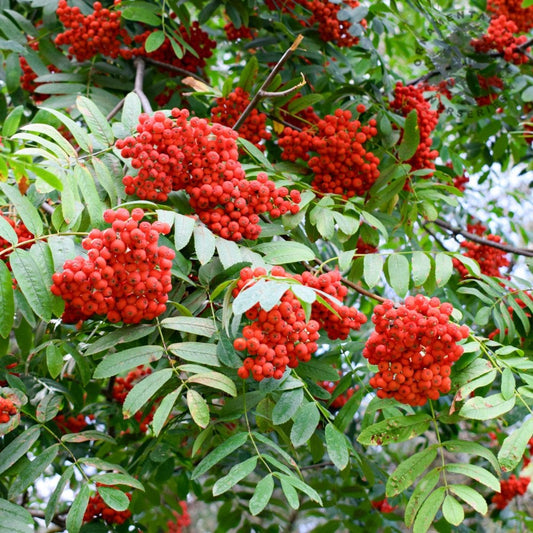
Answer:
[
  {"left": 192, "top": 432, "right": 248, "bottom": 479},
  {"left": 411, "top": 251, "right": 431, "bottom": 286},
  {"left": 0, "top": 498, "right": 34, "bottom": 533},
  {"left": 84, "top": 325, "right": 155, "bottom": 355},
  {"left": 123, "top": 368, "right": 173, "bottom": 418},
  {"left": 358, "top": 414, "right": 432, "bottom": 446},
  {"left": 93, "top": 345, "right": 165, "bottom": 378},
  {"left": 442, "top": 440, "right": 500, "bottom": 473},
  {"left": 168, "top": 342, "right": 219, "bottom": 366},
  {"left": 474, "top": 306, "right": 491, "bottom": 326},
  {"left": 237, "top": 55, "right": 259, "bottom": 92},
  {"left": 144, "top": 30, "right": 166, "bottom": 53},
  {"left": 259, "top": 281, "right": 290, "bottom": 312},
  {"left": 215, "top": 237, "right": 242, "bottom": 269},
  {"left": 500, "top": 367, "right": 515, "bottom": 400},
  {"left": 386, "top": 254, "right": 410, "bottom": 297},
  {"left": 74, "top": 165, "right": 104, "bottom": 225},
  {"left": 161, "top": 316, "right": 217, "bottom": 337},
  {"left": 404, "top": 468, "right": 440, "bottom": 528},
  {"left": 522, "top": 0, "right": 533, "bottom": 9},
  {"left": 412, "top": 486, "right": 446, "bottom": 533},
  {"left": 8, "top": 444, "right": 59, "bottom": 498},
  {"left": 237, "top": 137, "right": 274, "bottom": 171},
  {"left": 453, "top": 369, "right": 497, "bottom": 403},
  {"left": 0, "top": 215, "right": 18, "bottom": 245},
  {"left": 187, "top": 389, "right": 209, "bottom": 428},
  {"left": 194, "top": 224, "right": 216, "bottom": 265},
  {"left": 459, "top": 393, "right": 515, "bottom": 420},
  {"left": 65, "top": 484, "right": 91, "bottom": 533},
  {"left": 272, "top": 388, "right": 304, "bottom": 425},
  {"left": 275, "top": 473, "right": 323, "bottom": 505},
  {"left": 249, "top": 474, "right": 274, "bottom": 515},
  {"left": 325, "top": 423, "right": 349, "bottom": 470},
  {"left": 442, "top": 494, "right": 464, "bottom": 527},
  {"left": 2, "top": 106, "right": 24, "bottom": 137},
  {"left": 97, "top": 486, "right": 130, "bottom": 512},
  {"left": 386, "top": 445, "right": 438, "bottom": 497},
  {"left": 280, "top": 477, "right": 299, "bottom": 509},
  {"left": 41, "top": 107, "right": 92, "bottom": 152},
  {"left": 76, "top": 95, "right": 114, "bottom": 145},
  {"left": 36, "top": 393, "right": 62, "bottom": 422},
  {"left": 21, "top": 123, "right": 78, "bottom": 158},
  {"left": 0, "top": 182, "right": 43, "bottom": 236},
  {"left": 121, "top": 4, "right": 161, "bottom": 25},
  {"left": 448, "top": 484, "right": 488, "bottom": 515},
  {"left": 254, "top": 241, "right": 315, "bottom": 264},
  {"left": 398, "top": 109, "right": 420, "bottom": 161},
  {"left": 61, "top": 430, "right": 116, "bottom": 444},
  {"left": 363, "top": 254, "right": 383, "bottom": 289},
  {"left": 0, "top": 425, "right": 40, "bottom": 475},
  {"left": 290, "top": 402, "right": 320, "bottom": 447},
  {"left": 435, "top": 253, "right": 453, "bottom": 287},
  {"left": 121, "top": 92, "right": 142, "bottom": 133},
  {"left": 498, "top": 417, "right": 533, "bottom": 472},
  {"left": 174, "top": 213, "right": 196, "bottom": 250},
  {"left": 0, "top": 261, "right": 14, "bottom": 338},
  {"left": 212, "top": 456, "right": 258, "bottom": 496},
  {"left": 45, "top": 466, "right": 74, "bottom": 526},
  {"left": 152, "top": 386, "right": 182, "bottom": 436},
  {"left": 444, "top": 463, "right": 500, "bottom": 492},
  {"left": 187, "top": 371, "right": 237, "bottom": 397}
]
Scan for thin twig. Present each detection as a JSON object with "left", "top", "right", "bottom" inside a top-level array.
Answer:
[
  {"left": 421, "top": 222, "right": 450, "bottom": 252},
  {"left": 28, "top": 509, "right": 66, "bottom": 529},
  {"left": 430, "top": 219, "right": 533, "bottom": 257},
  {"left": 133, "top": 58, "right": 153, "bottom": 114},
  {"left": 144, "top": 57, "right": 208, "bottom": 83},
  {"left": 106, "top": 97, "right": 125, "bottom": 121},
  {"left": 41, "top": 202, "right": 55, "bottom": 215},
  {"left": 259, "top": 74, "right": 306, "bottom": 98},
  {"left": 233, "top": 34, "right": 305, "bottom": 131}
]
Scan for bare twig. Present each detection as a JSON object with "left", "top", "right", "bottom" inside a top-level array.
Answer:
[
  {"left": 421, "top": 222, "right": 450, "bottom": 252},
  {"left": 133, "top": 58, "right": 153, "bottom": 114},
  {"left": 28, "top": 509, "right": 66, "bottom": 529},
  {"left": 233, "top": 34, "right": 305, "bottom": 131},
  {"left": 144, "top": 57, "right": 208, "bottom": 83},
  {"left": 106, "top": 97, "right": 125, "bottom": 121},
  {"left": 430, "top": 219, "right": 533, "bottom": 257},
  {"left": 41, "top": 202, "right": 55, "bottom": 215}
]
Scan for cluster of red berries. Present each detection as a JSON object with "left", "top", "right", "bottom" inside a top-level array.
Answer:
[
  {"left": 234, "top": 266, "right": 367, "bottom": 381},
  {"left": 301, "top": 0, "right": 367, "bottom": 47},
  {"left": 389, "top": 82, "right": 440, "bottom": 178},
  {"left": 371, "top": 498, "right": 397, "bottom": 513},
  {"left": 51, "top": 208, "right": 174, "bottom": 325},
  {"left": 279, "top": 106, "right": 380, "bottom": 199},
  {"left": 211, "top": 88, "right": 272, "bottom": 150},
  {"left": 265, "top": 0, "right": 297, "bottom": 11},
  {"left": 0, "top": 397, "right": 17, "bottom": 423},
  {"left": 488, "top": 0, "right": 533, "bottom": 33},
  {"left": 492, "top": 474, "right": 531, "bottom": 509},
  {"left": 54, "top": 413, "right": 92, "bottom": 433},
  {"left": 166, "top": 501, "right": 191, "bottom": 533},
  {"left": 363, "top": 296, "right": 469, "bottom": 406},
  {"left": 0, "top": 215, "right": 34, "bottom": 269},
  {"left": 355, "top": 237, "right": 378, "bottom": 255},
  {"left": 117, "top": 109, "right": 300, "bottom": 241},
  {"left": 452, "top": 223, "right": 510, "bottom": 279},
  {"left": 224, "top": 22, "right": 255, "bottom": 41},
  {"left": 135, "top": 22, "right": 216, "bottom": 74},
  {"left": 55, "top": 1, "right": 134, "bottom": 62},
  {"left": 113, "top": 366, "right": 155, "bottom": 432},
  {"left": 318, "top": 378, "right": 358, "bottom": 408},
  {"left": 83, "top": 489, "right": 131, "bottom": 525},
  {"left": 471, "top": 15, "right": 530, "bottom": 65},
  {"left": 19, "top": 35, "right": 57, "bottom": 103},
  {"left": 475, "top": 74, "right": 504, "bottom": 106}
]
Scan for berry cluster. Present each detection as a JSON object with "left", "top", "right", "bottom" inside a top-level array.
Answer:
[
  {"left": 113, "top": 366, "right": 155, "bottom": 432},
  {"left": 0, "top": 215, "right": 34, "bottom": 269},
  {"left": 371, "top": 498, "right": 397, "bottom": 513},
  {"left": 355, "top": 237, "right": 378, "bottom": 255},
  {"left": 55, "top": 1, "right": 133, "bottom": 62},
  {"left": 166, "top": 501, "right": 191, "bottom": 533},
  {"left": 224, "top": 22, "right": 255, "bottom": 41},
  {"left": 363, "top": 296, "right": 469, "bottom": 406},
  {"left": 117, "top": 109, "right": 300, "bottom": 241},
  {"left": 51, "top": 208, "right": 174, "bottom": 324},
  {"left": 390, "top": 82, "right": 440, "bottom": 178},
  {"left": 19, "top": 35, "right": 57, "bottom": 103},
  {"left": 452, "top": 223, "right": 510, "bottom": 279},
  {"left": 0, "top": 397, "right": 17, "bottom": 423},
  {"left": 265, "top": 0, "right": 297, "bottom": 11},
  {"left": 301, "top": 1, "right": 367, "bottom": 47},
  {"left": 83, "top": 490, "right": 131, "bottom": 525},
  {"left": 277, "top": 95, "right": 320, "bottom": 130},
  {"left": 488, "top": 0, "right": 533, "bottom": 33},
  {"left": 234, "top": 266, "right": 366, "bottom": 381},
  {"left": 475, "top": 74, "right": 504, "bottom": 106},
  {"left": 135, "top": 22, "right": 216, "bottom": 74},
  {"left": 318, "top": 378, "right": 358, "bottom": 409},
  {"left": 279, "top": 106, "right": 380, "bottom": 199},
  {"left": 211, "top": 88, "right": 271, "bottom": 150},
  {"left": 54, "top": 413, "right": 91, "bottom": 433},
  {"left": 471, "top": 15, "right": 530, "bottom": 65},
  {"left": 492, "top": 474, "right": 531, "bottom": 509}
]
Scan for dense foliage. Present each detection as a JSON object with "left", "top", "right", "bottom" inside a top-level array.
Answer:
[{"left": 0, "top": 0, "right": 532, "bottom": 532}]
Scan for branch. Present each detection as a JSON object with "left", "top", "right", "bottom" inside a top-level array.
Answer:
[
  {"left": 133, "top": 58, "right": 152, "bottom": 114},
  {"left": 143, "top": 57, "right": 208, "bottom": 83},
  {"left": 106, "top": 97, "right": 125, "bottom": 121},
  {"left": 232, "top": 34, "right": 305, "bottom": 131},
  {"left": 430, "top": 219, "right": 533, "bottom": 257},
  {"left": 28, "top": 509, "right": 66, "bottom": 529}
]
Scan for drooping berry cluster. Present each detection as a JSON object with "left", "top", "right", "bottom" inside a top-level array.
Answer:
[
  {"left": 279, "top": 106, "right": 380, "bottom": 199},
  {"left": 54, "top": 413, "right": 91, "bottom": 433},
  {"left": 487, "top": 0, "right": 533, "bottom": 33},
  {"left": 389, "top": 82, "right": 440, "bottom": 178},
  {"left": 0, "top": 215, "right": 34, "bottom": 269},
  {"left": 83, "top": 489, "right": 131, "bottom": 525},
  {"left": 301, "top": 1, "right": 367, "bottom": 47},
  {"left": 492, "top": 475, "right": 531, "bottom": 509},
  {"left": 51, "top": 208, "right": 174, "bottom": 324},
  {"left": 166, "top": 501, "right": 191, "bottom": 533},
  {"left": 224, "top": 22, "right": 255, "bottom": 41},
  {"left": 318, "top": 378, "right": 358, "bottom": 408},
  {"left": 0, "top": 397, "right": 17, "bottom": 423},
  {"left": 363, "top": 296, "right": 469, "bottom": 406},
  {"left": 211, "top": 88, "right": 271, "bottom": 150},
  {"left": 471, "top": 15, "right": 530, "bottom": 65},
  {"left": 55, "top": 1, "right": 133, "bottom": 62},
  {"left": 117, "top": 109, "right": 300, "bottom": 241},
  {"left": 452, "top": 223, "right": 510, "bottom": 279},
  {"left": 234, "top": 266, "right": 367, "bottom": 381}
]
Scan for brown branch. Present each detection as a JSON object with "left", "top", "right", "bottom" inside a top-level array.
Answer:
[
  {"left": 232, "top": 34, "right": 305, "bottom": 131},
  {"left": 41, "top": 202, "right": 55, "bottom": 215},
  {"left": 28, "top": 509, "right": 66, "bottom": 529},
  {"left": 421, "top": 223, "right": 451, "bottom": 252},
  {"left": 430, "top": 219, "right": 533, "bottom": 257},
  {"left": 144, "top": 57, "right": 208, "bottom": 83},
  {"left": 106, "top": 97, "right": 125, "bottom": 121},
  {"left": 133, "top": 58, "right": 152, "bottom": 114}
]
